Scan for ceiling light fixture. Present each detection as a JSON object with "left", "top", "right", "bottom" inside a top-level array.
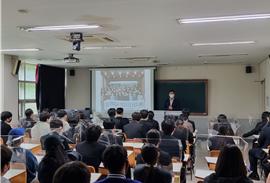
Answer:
[
  {"left": 20, "top": 24, "right": 100, "bottom": 32},
  {"left": 191, "top": 41, "right": 255, "bottom": 46},
  {"left": 198, "top": 53, "right": 248, "bottom": 58},
  {"left": 178, "top": 13, "right": 270, "bottom": 24},
  {"left": 0, "top": 48, "right": 40, "bottom": 52},
  {"left": 84, "top": 46, "right": 135, "bottom": 50}
]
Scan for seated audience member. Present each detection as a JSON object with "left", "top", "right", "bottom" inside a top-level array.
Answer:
[
  {"left": 243, "top": 111, "right": 270, "bottom": 138},
  {"left": 38, "top": 135, "right": 69, "bottom": 183},
  {"left": 76, "top": 125, "right": 106, "bottom": 171},
  {"left": 1, "top": 145, "right": 13, "bottom": 183},
  {"left": 204, "top": 145, "right": 252, "bottom": 183},
  {"left": 72, "top": 110, "right": 92, "bottom": 142},
  {"left": 139, "top": 109, "right": 156, "bottom": 135},
  {"left": 248, "top": 112, "right": 270, "bottom": 180},
  {"left": 63, "top": 111, "right": 80, "bottom": 143},
  {"left": 213, "top": 114, "right": 234, "bottom": 136},
  {"left": 107, "top": 108, "right": 117, "bottom": 122},
  {"left": 134, "top": 144, "right": 172, "bottom": 183},
  {"left": 136, "top": 129, "right": 172, "bottom": 169},
  {"left": 173, "top": 120, "right": 194, "bottom": 146},
  {"left": 182, "top": 108, "right": 196, "bottom": 132},
  {"left": 96, "top": 145, "right": 141, "bottom": 183},
  {"left": 159, "top": 119, "right": 181, "bottom": 159},
  {"left": 52, "top": 161, "right": 90, "bottom": 183},
  {"left": 50, "top": 108, "right": 59, "bottom": 120},
  {"left": 40, "top": 119, "right": 71, "bottom": 151},
  {"left": 8, "top": 128, "right": 38, "bottom": 183},
  {"left": 148, "top": 111, "right": 160, "bottom": 131},
  {"left": 179, "top": 114, "right": 194, "bottom": 133},
  {"left": 99, "top": 120, "right": 123, "bottom": 146},
  {"left": 31, "top": 111, "right": 51, "bottom": 139},
  {"left": 1, "top": 111, "right": 13, "bottom": 144},
  {"left": 123, "top": 112, "right": 145, "bottom": 139},
  {"left": 115, "top": 107, "right": 130, "bottom": 131},
  {"left": 57, "top": 109, "right": 71, "bottom": 131},
  {"left": 19, "top": 108, "right": 36, "bottom": 129},
  {"left": 208, "top": 126, "right": 235, "bottom": 151}
]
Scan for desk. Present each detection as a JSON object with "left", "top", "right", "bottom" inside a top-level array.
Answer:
[
  {"left": 123, "top": 142, "right": 144, "bottom": 149},
  {"left": 90, "top": 173, "right": 101, "bottom": 183},
  {"left": 195, "top": 169, "right": 214, "bottom": 180},
  {"left": 173, "top": 162, "right": 182, "bottom": 173},
  {"left": 205, "top": 157, "right": 217, "bottom": 164},
  {"left": 4, "top": 169, "right": 26, "bottom": 183},
  {"left": 21, "top": 143, "right": 41, "bottom": 154}
]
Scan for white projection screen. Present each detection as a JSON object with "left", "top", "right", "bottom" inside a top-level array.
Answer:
[{"left": 91, "top": 68, "right": 155, "bottom": 114}]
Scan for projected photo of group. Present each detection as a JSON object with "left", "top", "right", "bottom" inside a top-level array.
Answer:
[{"left": 92, "top": 69, "right": 153, "bottom": 113}]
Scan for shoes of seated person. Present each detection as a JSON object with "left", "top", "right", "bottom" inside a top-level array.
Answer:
[{"left": 248, "top": 172, "right": 260, "bottom": 181}]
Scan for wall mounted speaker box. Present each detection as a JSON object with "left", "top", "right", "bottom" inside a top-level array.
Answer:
[
  {"left": 69, "top": 69, "right": 75, "bottom": 76},
  {"left": 12, "top": 60, "right": 21, "bottom": 75},
  {"left": 245, "top": 66, "right": 252, "bottom": 73}
]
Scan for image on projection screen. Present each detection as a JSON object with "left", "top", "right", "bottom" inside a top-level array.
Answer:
[{"left": 92, "top": 69, "right": 153, "bottom": 113}]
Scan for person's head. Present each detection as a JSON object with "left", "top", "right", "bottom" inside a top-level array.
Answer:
[
  {"left": 50, "top": 119, "right": 64, "bottom": 133},
  {"left": 39, "top": 111, "right": 50, "bottom": 122},
  {"left": 44, "top": 135, "right": 65, "bottom": 152},
  {"left": 146, "top": 129, "right": 160, "bottom": 146},
  {"left": 161, "top": 119, "right": 175, "bottom": 135},
  {"left": 1, "top": 145, "right": 12, "bottom": 175},
  {"left": 262, "top": 111, "right": 270, "bottom": 122},
  {"left": 57, "top": 110, "right": 68, "bottom": 120},
  {"left": 85, "top": 125, "right": 102, "bottom": 142},
  {"left": 116, "top": 107, "right": 124, "bottom": 116},
  {"left": 25, "top": 108, "right": 34, "bottom": 119},
  {"left": 217, "top": 114, "right": 227, "bottom": 123},
  {"left": 132, "top": 112, "right": 141, "bottom": 121},
  {"left": 182, "top": 108, "right": 190, "bottom": 117},
  {"left": 7, "top": 128, "right": 25, "bottom": 147},
  {"left": 107, "top": 108, "right": 116, "bottom": 118},
  {"left": 52, "top": 108, "right": 59, "bottom": 113},
  {"left": 1, "top": 111, "right": 12, "bottom": 123},
  {"left": 179, "top": 114, "right": 188, "bottom": 122},
  {"left": 168, "top": 90, "right": 176, "bottom": 99},
  {"left": 175, "top": 120, "right": 184, "bottom": 128},
  {"left": 140, "top": 109, "right": 149, "bottom": 120},
  {"left": 215, "top": 145, "right": 247, "bottom": 178},
  {"left": 217, "top": 126, "right": 227, "bottom": 136},
  {"left": 141, "top": 144, "right": 159, "bottom": 166},
  {"left": 67, "top": 112, "right": 79, "bottom": 126},
  {"left": 148, "top": 111, "right": 154, "bottom": 120},
  {"left": 52, "top": 161, "right": 90, "bottom": 183},
  {"left": 103, "top": 120, "right": 115, "bottom": 130},
  {"left": 103, "top": 145, "right": 128, "bottom": 174}
]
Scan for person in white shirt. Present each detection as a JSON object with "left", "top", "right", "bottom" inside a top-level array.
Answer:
[
  {"left": 1, "top": 145, "right": 12, "bottom": 183},
  {"left": 31, "top": 112, "right": 51, "bottom": 140},
  {"left": 57, "top": 110, "right": 70, "bottom": 132}
]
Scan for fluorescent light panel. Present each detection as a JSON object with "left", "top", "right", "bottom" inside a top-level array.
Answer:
[
  {"left": 0, "top": 48, "right": 40, "bottom": 52},
  {"left": 198, "top": 53, "right": 248, "bottom": 58},
  {"left": 21, "top": 24, "right": 100, "bottom": 31},
  {"left": 192, "top": 41, "right": 255, "bottom": 46},
  {"left": 178, "top": 13, "right": 270, "bottom": 24},
  {"left": 84, "top": 46, "right": 134, "bottom": 50}
]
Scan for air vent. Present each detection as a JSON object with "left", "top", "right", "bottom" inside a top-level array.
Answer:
[{"left": 60, "top": 33, "right": 115, "bottom": 44}]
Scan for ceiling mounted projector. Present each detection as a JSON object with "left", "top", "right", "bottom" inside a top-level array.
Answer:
[{"left": 64, "top": 53, "right": 80, "bottom": 63}]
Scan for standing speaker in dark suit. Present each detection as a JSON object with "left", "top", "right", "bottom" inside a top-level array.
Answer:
[{"left": 163, "top": 90, "right": 181, "bottom": 111}]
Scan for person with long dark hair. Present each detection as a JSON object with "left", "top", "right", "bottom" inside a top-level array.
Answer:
[
  {"left": 38, "top": 135, "right": 69, "bottom": 183},
  {"left": 204, "top": 145, "right": 252, "bottom": 183},
  {"left": 134, "top": 144, "right": 172, "bottom": 183}
]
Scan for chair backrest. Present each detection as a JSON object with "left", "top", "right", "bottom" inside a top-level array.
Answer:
[
  {"left": 210, "top": 150, "right": 220, "bottom": 157},
  {"left": 87, "top": 166, "right": 96, "bottom": 173}
]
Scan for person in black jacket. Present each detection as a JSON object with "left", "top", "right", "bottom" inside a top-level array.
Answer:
[
  {"left": 213, "top": 114, "right": 234, "bottom": 136},
  {"left": 134, "top": 144, "right": 172, "bottom": 183},
  {"left": 123, "top": 112, "right": 145, "bottom": 139},
  {"left": 173, "top": 120, "right": 194, "bottom": 146},
  {"left": 248, "top": 113, "right": 270, "bottom": 181},
  {"left": 139, "top": 109, "right": 155, "bottom": 136},
  {"left": 148, "top": 111, "right": 160, "bottom": 131},
  {"left": 76, "top": 125, "right": 106, "bottom": 172},
  {"left": 163, "top": 90, "right": 181, "bottom": 111},
  {"left": 204, "top": 145, "right": 252, "bottom": 183},
  {"left": 1, "top": 111, "right": 12, "bottom": 144},
  {"left": 115, "top": 108, "right": 130, "bottom": 131},
  {"left": 182, "top": 108, "right": 196, "bottom": 132},
  {"left": 243, "top": 111, "right": 269, "bottom": 138},
  {"left": 98, "top": 120, "right": 123, "bottom": 146}
]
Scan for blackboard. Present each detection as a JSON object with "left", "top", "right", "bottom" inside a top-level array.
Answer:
[{"left": 154, "top": 80, "right": 208, "bottom": 115}]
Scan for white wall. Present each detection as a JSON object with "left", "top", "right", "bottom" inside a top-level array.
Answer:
[
  {"left": 3, "top": 55, "right": 19, "bottom": 125},
  {"left": 259, "top": 58, "right": 270, "bottom": 111},
  {"left": 156, "top": 64, "right": 262, "bottom": 119},
  {"left": 66, "top": 68, "right": 91, "bottom": 109}
]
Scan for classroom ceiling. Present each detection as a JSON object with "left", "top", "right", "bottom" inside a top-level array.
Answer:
[{"left": 2, "top": 0, "right": 270, "bottom": 67}]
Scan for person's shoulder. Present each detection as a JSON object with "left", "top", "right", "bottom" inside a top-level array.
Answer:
[
  {"left": 156, "top": 167, "right": 171, "bottom": 178},
  {"left": 204, "top": 173, "right": 217, "bottom": 183}
]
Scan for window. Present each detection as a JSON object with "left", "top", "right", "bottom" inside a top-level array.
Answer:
[{"left": 18, "top": 63, "right": 37, "bottom": 118}]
